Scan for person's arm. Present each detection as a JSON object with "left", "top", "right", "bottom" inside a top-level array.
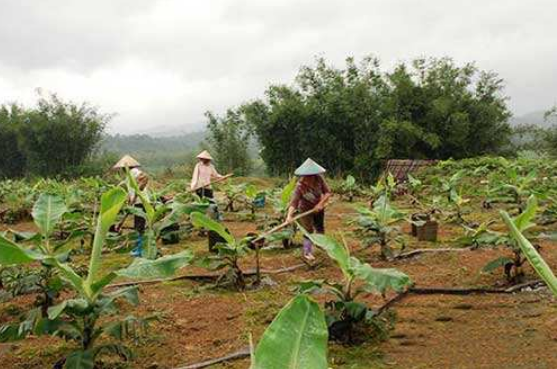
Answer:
[
  {"left": 286, "top": 185, "right": 301, "bottom": 223},
  {"left": 314, "top": 192, "right": 331, "bottom": 211},
  {"left": 211, "top": 164, "right": 224, "bottom": 179},
  {"left": 190, "top": 164, "right": 199, "bottom": 190},
  {"left": 314, "top": 177, "right": 332, "bottom": 211}
]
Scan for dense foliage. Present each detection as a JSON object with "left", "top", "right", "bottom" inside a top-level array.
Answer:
[
  {"left": 238, "top": 57, "right": 512, "bottom": 180},
  {"left": 0, "top": 93, "right": 109, "bottom": 179},
  {"left": 205, "top": 110, "right": 253, "bottom": 175}
]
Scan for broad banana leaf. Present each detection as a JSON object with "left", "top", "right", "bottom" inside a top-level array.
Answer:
[
  {"left": 85, "top": 187, "right": 128, "bottom": 289},
  {"left": 281, "top": 177, "right": 297, "bottom": 208},
  {"left": 514, "top": 195, "right": 537, "bottom": 232},
  {"left": 251, "top": 295, "right": 328, "bottom": 369},
  {"left": 501, "top": 210, "right": 557, "bottom": 296},
  {"left": 115, "top": 250, "right": 193, "bottom": 279},
  {"left": 350, "top": 257, "right": 412, "bottom": 294},
  {"left": 126, "top": 169, "right": 155, "bottom": 222},
  {"left": 64, "top": 350, "right": 94, "bottom": 369},
  {"left": 32, "top": 194, "right": 68, "bottom": 238},
  {"left": 0, "top": 234, "right": 45, "bottom": 265},
  {"left": 482, "top": 256, "right": 514, "bottom": 273},
  {"left": 190, "top": 212, "right": 235, "bottom": 245},
  {"left": 303, "top": 232, "right": 351, "bottom": 278},
  {"left": 344, "top": 175, "right": 356, "bottom": 190}
]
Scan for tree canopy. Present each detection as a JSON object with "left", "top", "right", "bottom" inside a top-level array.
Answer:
[
  {"left": 0, "top": 93, "right": 109, "bottom": 178},
  {"left": 240, "top": 57, "right": 512, "bottom": 180}
]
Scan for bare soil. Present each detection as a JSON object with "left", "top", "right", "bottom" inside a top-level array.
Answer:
[{"left": 1, "top": 197, "right": 556, "bottom": 369}]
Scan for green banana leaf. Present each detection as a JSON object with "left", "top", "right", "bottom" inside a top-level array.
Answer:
[
  {"left": 303, "top": 232, "right": 350, "bottom": 278},
  {"left": 32, "top": 193, "right": 68, "bottom": 238},
  {"left": 126, "top": 169, "right": 155, "bottom": 222},
  {"left": 344, "top": 175, "right": 356, "bottom": 188},
  {"left": 190, "top": 212, "right": 235, "bottom": 245},
  {"left": 350, "top": 257, "right": 412, "bottom": 294},
  {"left": 482, "top": 256, "right": 514, "bottom": 273},
  {"left": 251, "top": 295, "right": 328, "bottom": 369},
  {"left": 115, "top": 250, "right": 193, "bottom": 279},
  {"left": 514, "top": 195, "right": 537, "bottom": 232},
  {"left": 281, "top": 177, "right": 297, "bottom": 208},
  {"left": 501, "top": 210, "right": 557, "bottom": 296},
  {"left": 0, "top": 234, "right": 45, "bottom": 265},
  {"left": 85, "top": 187, "right": 128, "bottom": 290},
  {"left": 64, "top": 350, "right": 94, "bottom": 369}
]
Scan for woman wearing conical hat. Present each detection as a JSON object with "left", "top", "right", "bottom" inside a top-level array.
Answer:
[
  {"left": 286, "top": 158, "right": 332, "bottom": 261},
  {"left": 190, "top": 150, "right": 224, "bottom": 199},
  {"left": 113, "top": 155, "right": 148, "bottom": 257}
]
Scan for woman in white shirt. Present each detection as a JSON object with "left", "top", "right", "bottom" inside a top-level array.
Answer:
[{"left": 190, "top": 150, "right": 224, "bottom": 199}]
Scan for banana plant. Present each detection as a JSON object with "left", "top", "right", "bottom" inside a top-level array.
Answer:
[
  {"left": 501, "top": 205, "right": 557, "bottom": 296},
  {"left": 190, "top": 211, "right": 251, "bottom": 290},
  {"left": 0, "top": 193, "right": 74, "bottom": 322},
  {"left": 250, "top": 294, "right": 328, "bottom": 369},
  {"left": 125, "top": 169, "right": 208, "bottom": 259},
  {"left": 447, "top": 188, "right": 471, "bottom": 224},
  {"left": 406, "top": 174, "right": 423, "bottom": 201},
  {"left": 241, "top": 184, "right": 267, "bottom": 219},
  {"left": 297, "top": 231, "right": 412, "bottom": 343},
  {"left": 265, "top": 178, "right": 298, "bottom": 248},
  {"left": 487, "top": 168, "right": 537, "bottom": 212},
  {"left": 353, "top": 195, "right": 406, "bottom": 260},
  {"left": 222, "top": 182, "right": 246, "bottom": 212},
  {"left": 455, "top": 220, "right": 504, "bottom": 249},
  {"left": 364, "top": 172, "right": 397, "bottom": 203},
  {"left": 341, "top": 175, "right": 358, "bottom": 202},
  {"left": 0, "top": 187, "right": 193, "bottom": 368},
  {"left": 482, "top": 195, "right": 542, "bottom": 283},
  {"left": 438, "top": 169, "right": 466, "bottom": 202}
]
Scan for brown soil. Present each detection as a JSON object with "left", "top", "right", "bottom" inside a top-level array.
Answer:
[{"left": 1, "top": 195, "right": 556, "bottom": 369}]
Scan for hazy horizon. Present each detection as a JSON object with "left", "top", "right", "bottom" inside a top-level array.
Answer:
[{"left": 1, "top": 0, "right": 556, "bottom": 134}]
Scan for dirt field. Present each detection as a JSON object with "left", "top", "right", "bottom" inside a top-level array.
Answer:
[{"left": 1, "top": 198, "right": 556, "bottom": 369}]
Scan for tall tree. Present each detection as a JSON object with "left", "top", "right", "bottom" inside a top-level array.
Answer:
[
  {"left": 16, "top": 93, "right": 109, "bottom": 177},
  {"left": 0, "top": 104, "right": 27, "bottom": 178},
  {"left": 242, "top": 56, "right": 512, "bottom": 180},
  {"left": 205, "top": 109, "right": 252, "bottom": 175}
]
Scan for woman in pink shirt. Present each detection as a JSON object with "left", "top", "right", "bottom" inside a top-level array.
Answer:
[
  {"left": 190, "top": 150, "right": 224, "bottom": 199},
  {"left": 286, "top": 158, "right": 332, "bottom": 261}
]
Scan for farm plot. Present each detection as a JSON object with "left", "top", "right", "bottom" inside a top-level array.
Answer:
[{"left": 1, "top": 157, "right": 556, "bottom": 369}]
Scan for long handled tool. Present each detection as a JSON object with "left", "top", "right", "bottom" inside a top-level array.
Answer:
[
  {"left": 253, "top": 202, "right": 332, "bottom": 243},
  {"left": 188, "top": 173, "right": 233, "bottom": 193}
]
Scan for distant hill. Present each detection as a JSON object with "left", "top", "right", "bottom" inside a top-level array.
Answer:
[
  {"left": 101, "top": 131, "right": 207, "bottom": 172},
  {"left": 510, "top": 110, "right": 557, "bottom": 129},
  {"left": 102, "top": 131, "right": 206, "bottom": 153}
]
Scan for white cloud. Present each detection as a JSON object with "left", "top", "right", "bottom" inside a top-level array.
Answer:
[{"left": 0, "top": 0, "right": 556, "bottom": 133}]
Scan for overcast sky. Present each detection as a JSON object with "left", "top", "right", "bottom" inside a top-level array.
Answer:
[{"left": 1, "top": 0, "right": 556, "bottom": 134}]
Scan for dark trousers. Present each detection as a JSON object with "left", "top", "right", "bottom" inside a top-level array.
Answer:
[
  {"left": 196, "top": 188, "right": 214, "bottom": 199},
  {"left": 134, "top": 204, "right": 146, "bottom": 233},
  {"left": 298, "top": 211, "right": 325, "bottom": 236}
]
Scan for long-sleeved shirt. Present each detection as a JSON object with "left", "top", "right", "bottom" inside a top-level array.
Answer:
[
  {"left": 290, "top": 175, "right": 331, "bottom": 212},
  {"left": 190, "top": 162, "right": 222, "bottom": 190}
]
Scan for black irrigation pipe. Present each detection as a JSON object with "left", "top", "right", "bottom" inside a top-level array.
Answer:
[
  {"left": 163, "top": 279, "right": 548, "bottom": 369},
  {"left": 407, "top": 279, "right": 543, "bottom": 295},
  {"left": 394, "top": 247, "right": 473, "bottom": 260}
]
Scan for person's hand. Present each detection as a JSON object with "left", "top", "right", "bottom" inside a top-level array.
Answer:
[
  {"left": 286, "top": 214, "right": 294, "bottom": 224},
  {"left": 314, "top": 203, "right": 324, "bottom": 212}
]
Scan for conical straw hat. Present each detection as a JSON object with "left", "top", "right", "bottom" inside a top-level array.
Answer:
[
  {"left": 294, "top": 158, "right": 326, "bottom": 176},
  {"left": 113, "top": 155, "right": 141, "bottom": 169},
  {"left": 196, "top": 150, "right": 213, "bottom": 160}
]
